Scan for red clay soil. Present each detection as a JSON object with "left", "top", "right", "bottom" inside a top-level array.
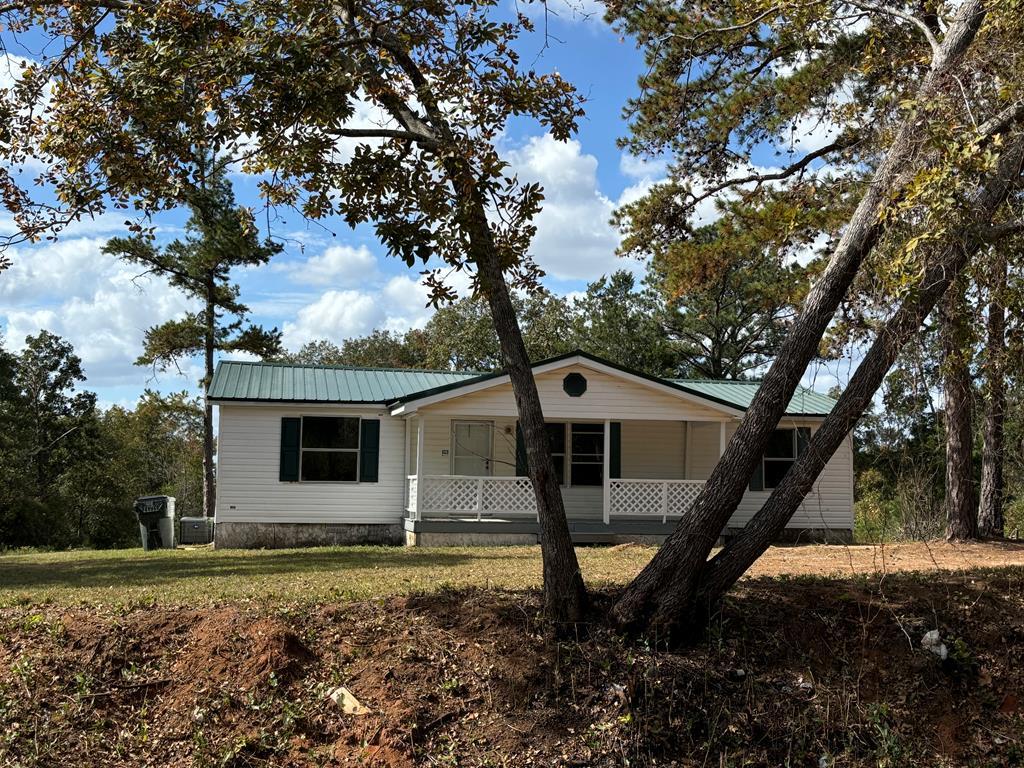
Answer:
[
  {"left": 745, "top": 539, "right": 1024, "bottom": 577},
  {"left": 1, "top": 566, "right": 1023, "bottom": 766}
]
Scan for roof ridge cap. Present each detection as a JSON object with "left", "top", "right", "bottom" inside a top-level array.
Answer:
[{"left": 218, "top": 359, "right": 485, "bottom": 376}]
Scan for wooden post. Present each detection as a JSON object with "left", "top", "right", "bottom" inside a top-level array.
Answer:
[
  {"left": 476, "top": 478, "right": 483, "bottom": 522},
  {"left": 415, "top": 415, "right": 425, "bottom": 521},
  {"left": 603, "top": 419, "right": 611, "bottom": 525},
  {"left": 403, "top": 416, "right": 411, "bottom": 512}
]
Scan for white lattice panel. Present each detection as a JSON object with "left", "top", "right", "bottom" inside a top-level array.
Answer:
[
  {"left": 481, "top": 477, "right": 537, "bottom": 514},
  {"left": 666, "top": 481, "right": 702, "bottom": 515},
  {"left": 421, "top": 477, "right": 480, "bottom": 513},
  {"left": 407, "top": 477, "right": 418, "bottom": 515},
  {"left": 609, "top": 480, "right": 663, "bottom": 515},
  {"left": 609, "top": 480, "right": 704, "bottom": 517}
]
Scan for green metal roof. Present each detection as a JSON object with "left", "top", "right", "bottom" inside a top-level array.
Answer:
[
  {"left": 209, "top": 361, "right": 481, "bottom": 403},
  {"left": 211, "top": 354, "right": 837, "bottom": 416},
  {"left": 671, "top": 379, "right": 837, "bottom": 416}
]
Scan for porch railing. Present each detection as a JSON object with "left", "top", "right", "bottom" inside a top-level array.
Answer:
[
  {"left": 407, "top": 475, "right": 705, "bottom": 523},
  {"left": 411, "top": 475, "right": 537, "bottom": 521},
  {"left": 608, "top": 479, "right": 705, "bottom": 523}
]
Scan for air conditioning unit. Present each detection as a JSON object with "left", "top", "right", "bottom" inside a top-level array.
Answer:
[{"left": 179, "top": 516, "right": 215, "bottom": 545}]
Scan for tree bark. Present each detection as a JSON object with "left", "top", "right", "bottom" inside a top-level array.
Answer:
[
  {"left": 692, "top": 137, "right": 1024, "bottom": 608},
  {"left": 610, "top": 0, "right": 989, "bottom": 636},
  {"left": 446, "top": 160, "right": 587, "bottom": 624},
  {"left": 978, "top": 255, "right": 1006, "bottom": 537},
  {"left": 942, "top": 279, "right": 977, "bottom": 541},
  {"left": 203, "top": 276, "right": 216, "bottom": 519}
]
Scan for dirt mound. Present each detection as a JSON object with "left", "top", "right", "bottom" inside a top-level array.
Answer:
[{"left": 1, "top": 570, "right": 1023, "bottom": 766}]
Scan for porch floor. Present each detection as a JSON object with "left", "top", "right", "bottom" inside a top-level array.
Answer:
[{"left": 403, "top": 517, "right": 685, "bottom": 545}]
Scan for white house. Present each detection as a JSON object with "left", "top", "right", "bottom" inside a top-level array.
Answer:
[{"left": 209, "top": 351, "right": 854, "bottom": 548}]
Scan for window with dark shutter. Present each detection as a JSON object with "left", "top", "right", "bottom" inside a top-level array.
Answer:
[{"left": 300, "top": 416, "right": 360, "bottom": 481}]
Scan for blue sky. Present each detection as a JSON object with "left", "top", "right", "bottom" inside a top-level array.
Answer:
[
  {"left": 0, "top": 3, "right": 668, "bottom": 407},
  {"left": 0, "top": 1, "right": 848, "bottom": 407}
]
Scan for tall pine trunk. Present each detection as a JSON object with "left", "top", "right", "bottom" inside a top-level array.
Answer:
[
  {"left": 978, "top": 256, "right": 1006, "bottom": 537},
  {"left": 942, "top": 280, "right": 977, "bottom": 541},
  {"left": 447, "top": 159, "right": 587, "bottom": 624},
  {"left": 610, "top": 0, "right": 988, "bottom": 637},
  {"left": 693, "top": 137, "right": 1024, "bottom": 608},
  {"left": 203, "top": 277, "right": 216, "bottom": 519}
]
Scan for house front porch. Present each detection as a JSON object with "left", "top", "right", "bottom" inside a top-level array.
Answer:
[{"left": 401, "top": 414, "right": 728, "bottom": 546}]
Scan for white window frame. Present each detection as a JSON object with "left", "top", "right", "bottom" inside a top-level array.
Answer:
[
  {"left": 569, "top": 422, "right": 604, "bottom": 487},
  {"left": 300, "top": 415, "right": 361, "bottom": 483}
]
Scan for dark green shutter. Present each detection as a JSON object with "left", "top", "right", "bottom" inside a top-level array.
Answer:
[
  {"left": 749, "top": 460, "right": 764, "bottom": 491},
  {"left": 515, "top": 423, "right": 528, "bottom": 476},
  {"left": 359, "top": 419, "right": 380, "bottom": 483},
  {"left": 280, "top": 417, "right": 301, "bottom": 482},
  {"left": 797, "top": 427, "right": 811, "bottom": 457},
  {"left": 609, "top": 422, "right": 621, "bottom": 479}
]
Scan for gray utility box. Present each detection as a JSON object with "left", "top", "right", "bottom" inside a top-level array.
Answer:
[
  {"left": 134, "top": 495, "right": 176, "bottom": 550},
  {"left": 179, "top": 516, "right": 215, "bottom": 545}
]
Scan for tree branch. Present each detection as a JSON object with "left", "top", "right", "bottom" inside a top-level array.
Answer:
[
  {"left": 844, "top": 0, "right": 941, "bottom": 60},
  {"left": 688, "top": 138, "right": 854, "bottom": 209}
]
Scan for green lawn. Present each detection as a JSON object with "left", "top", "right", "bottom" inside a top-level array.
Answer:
[{"left": 0, "top": 545, "right": 657, "bottom": 608}]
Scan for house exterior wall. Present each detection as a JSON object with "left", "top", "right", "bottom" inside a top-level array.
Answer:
[
  {"left": 213, "top": 362, "right": 854, "bottom": 547},
  {"left": 214, "top": 403, "right": 406, "bottom": 546},
  {"left": 416, "top": 364, "right": 732, "bottom": 421},
  {"left": 688, "top": 419, "right": 855, "bottom": 533}
]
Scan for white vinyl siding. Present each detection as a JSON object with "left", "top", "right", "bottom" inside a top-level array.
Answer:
[
  {"left": 216, "top": 404, "right": 404, "bottom": 524},
  {"left": 418, "top": 364, "right": 730, "bottom": 421},
  {"left": 687, "top": 420, "right": 854, "bottom": 532}
]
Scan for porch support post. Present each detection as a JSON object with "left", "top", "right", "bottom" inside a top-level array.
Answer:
[
  {"left": 719, "top": 421, "right": 727, "bottom": 457},
  {"left": 403, "top": 417, "right": 411, "bottom": 511},
  {"left": 603, "top": 419, "right": 611, "bottom": 524},
  {"left": 415, "top": 415, "right": 425, "bottom": 520}
]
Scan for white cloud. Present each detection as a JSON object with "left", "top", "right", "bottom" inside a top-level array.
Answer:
[
  {"left": 275, "top": 243, "right": 379, "bottom": 286},
  {"left": 4, "top": 267, "right": 197, "bottom": 387},
  {"left": 505, "top": 134, "right": 630, "bottom": 281},
  {"left": 620, "top": 153, "right": 668, "bottom": 180},
  {"left": 281, "top": 277, "right": 435, "bottom": 349},
  {"left": 0, "top": 237, "right": 112, "bottom": 305}
]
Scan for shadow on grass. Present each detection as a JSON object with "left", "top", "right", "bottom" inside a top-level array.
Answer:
[{"left": 0, "top": 547, "right": 498, "bottom": 592}]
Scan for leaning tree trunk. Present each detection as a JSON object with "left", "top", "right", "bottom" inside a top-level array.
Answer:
[
  {"left": 978, "top": 255, "right": 1007, "bottom": 537},
  {"left": 202, "top": 278, "right": 217, "bottom": 519},
  {"left": 610, "top": 0, "right": 989, "bottom": 637},
  {"left": 942, "top": 280, "right": 977, "bottom": 541},
  {"left": 692, "top": 138, "right": 1024, "bottom": 610},
  {"left": 447, "top": 160, "right": 587, "bottom": 624}
]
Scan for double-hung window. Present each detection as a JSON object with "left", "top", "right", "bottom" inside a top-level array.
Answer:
[
  {"left": 570, "top": 423, "right": 604, "bottom": 486},
  {"left": 300, "top": 416, "right": 360, "bottom": 482},
  {"left": 761, "top": 428, "right": 809, "bottom": 489}
]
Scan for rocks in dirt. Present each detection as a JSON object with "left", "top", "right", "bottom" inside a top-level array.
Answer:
[
  {"left": 328, "top": 685, "right": 371, "bottom": 715},
  {"left": 922, "top": 629, "right": 949, "bottom": 660}
]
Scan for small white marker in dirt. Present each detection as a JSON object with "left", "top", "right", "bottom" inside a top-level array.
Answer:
[
  {"left": 327, "top": 686, "right": 371, "bottom": 715},
  {"left": 921, "top": 629, "right": 948, "bottom": 660}
]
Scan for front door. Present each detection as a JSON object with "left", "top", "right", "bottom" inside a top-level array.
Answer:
[{"left": 451, "top": 421, "right": 493, "bottom": 476}]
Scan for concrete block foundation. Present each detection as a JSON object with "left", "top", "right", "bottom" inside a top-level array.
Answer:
[
  {"left": 215, "top": 521, "right": 403, "bottom": 549},
  {"left": 405, "top": 530, "right": 538, "bottom": 547}
]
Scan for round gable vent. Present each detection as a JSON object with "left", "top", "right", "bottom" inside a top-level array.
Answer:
[{"left": 563, "top": 372, "right": 587, "bottom": 397}]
